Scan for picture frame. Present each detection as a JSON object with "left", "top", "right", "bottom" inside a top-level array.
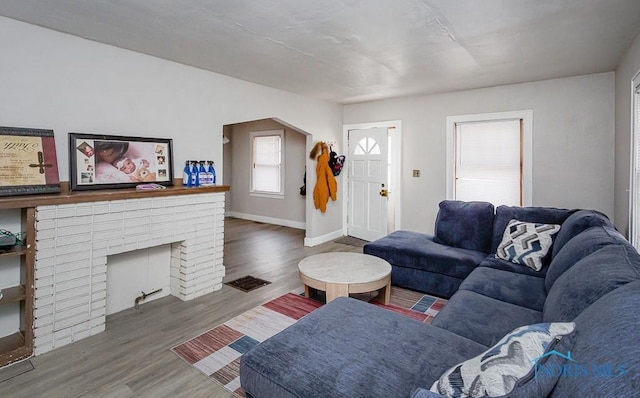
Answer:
[
  {"left": 0, "top": 126, "right": 61, "bottom": 196},
  {"left": 69, "top": 133, "right": 174, "bottom": 191}
]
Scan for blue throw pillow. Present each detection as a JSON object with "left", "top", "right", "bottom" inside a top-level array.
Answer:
[
  {"left": 496, "top": 219, "right": 561, "bottom": 271},
  {"left": 433, "top": 200, "right": 495, "bottom": 253},
  {"left": 431, "top": 322, "right": 576, "bottom": 398}
]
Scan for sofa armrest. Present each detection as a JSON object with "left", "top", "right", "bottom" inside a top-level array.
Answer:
[{"left": 410, "top": 387, "right": 445, "bottom": 398}]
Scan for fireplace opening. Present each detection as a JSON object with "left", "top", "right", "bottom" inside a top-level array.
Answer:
[{"left": 106, "top": 244, "right": 171, "bottom": 315}]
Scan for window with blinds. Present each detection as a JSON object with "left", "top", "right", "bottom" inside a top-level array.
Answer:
[
  {"left": 454, "top": 119, "right": 523, "bottom": 206},
  {"left": 251, "top": 130, "right": 284, "bottom": 195},
  {"left": 630, "top": 79, "right": 640, "bottom": 249}
]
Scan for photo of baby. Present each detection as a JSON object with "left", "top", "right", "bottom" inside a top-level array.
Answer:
[
  {"left": 69, "top": 133, "right": 173, "bottom": 190},
  {"left": 115, "top": 157, "right": 156, "bottom": 182},
  {"left": 77, "top": 142, "right": 94, "bottom": 158},
  {"left": 92, "top": 140, "right": 165, "bottom": 184}
]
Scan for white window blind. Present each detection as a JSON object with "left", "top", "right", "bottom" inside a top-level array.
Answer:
[
  {"left": 630, "top": 81, "right": 640, "bottom": 249},
  {"left": 454, "top": 119, "right": 522, "bottom": 206},
  {"left": 251, "top": 132, "right": 283, "bottom": 194}
]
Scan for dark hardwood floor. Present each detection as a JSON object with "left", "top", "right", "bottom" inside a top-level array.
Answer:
[{"left": 0, "top": 217, "right": 362, "bottom": 397}]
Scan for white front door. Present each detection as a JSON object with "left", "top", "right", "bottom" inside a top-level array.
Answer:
[{"left": 347, "top": 127, "right": 388, "bottom": 241}]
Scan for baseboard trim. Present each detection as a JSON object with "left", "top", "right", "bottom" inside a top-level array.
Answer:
[
  {"left": 226, "top": 211, "right": 306, "bottom": 230},
  {"left": 304, "top": 229, "right": 343, "bottom": 247}
]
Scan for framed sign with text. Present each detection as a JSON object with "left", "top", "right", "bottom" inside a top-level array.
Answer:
[{"left": 0, "top": 126, "right": 61, "bottom": 196}]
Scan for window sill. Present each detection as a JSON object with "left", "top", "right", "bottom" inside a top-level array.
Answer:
[{"left": 250, "top": 192, "right": 285, "bottom": 200}]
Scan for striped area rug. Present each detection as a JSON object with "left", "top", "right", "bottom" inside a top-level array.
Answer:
[{"left": 171, "top": 287, "right": 447, "bottom": 397}]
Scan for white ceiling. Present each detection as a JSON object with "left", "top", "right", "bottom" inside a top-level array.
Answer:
[{"left": 1, "top": 0, "right": 640, "bottom": 104}]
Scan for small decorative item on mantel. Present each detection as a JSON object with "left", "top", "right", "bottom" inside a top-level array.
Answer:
[{"left": 0, "top": 126, "right": 61, "bottom": 197}]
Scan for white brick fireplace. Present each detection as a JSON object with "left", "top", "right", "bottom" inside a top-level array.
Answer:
[{"left": 32, "top": 192, "right": 226, "bottom": 355}]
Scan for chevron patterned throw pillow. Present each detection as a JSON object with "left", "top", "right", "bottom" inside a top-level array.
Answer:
[
  {"left": 496, "top": 219, "right": 561, "bottom": 271},
  {"left": 431, "top": 322, "right": 576, "bottom": 398}
]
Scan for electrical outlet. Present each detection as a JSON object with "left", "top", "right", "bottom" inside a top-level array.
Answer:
[{"left": 412, "top": 169, "right": 420, "bottom": 177}]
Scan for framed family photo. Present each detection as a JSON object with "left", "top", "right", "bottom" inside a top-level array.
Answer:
[{"left": 69, "top": 133, "right": 174, "bottom": 191}]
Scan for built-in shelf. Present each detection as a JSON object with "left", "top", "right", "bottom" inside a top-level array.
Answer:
[
  {"left": 0, "top": 245, "right": 27, "bottom": 258},
  {"left": 0, "top": 285, "right": 26, "bottom": 305},
  {"left": 0, "top": 208, "right": 34, "bottom": 368},
  {"left": 0, "top": 332, "right": 30, "bottom": 365}
]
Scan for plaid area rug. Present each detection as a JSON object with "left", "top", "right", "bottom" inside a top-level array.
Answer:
[{"left": 171, "top": 287, "right": 447, "bottom": 397}]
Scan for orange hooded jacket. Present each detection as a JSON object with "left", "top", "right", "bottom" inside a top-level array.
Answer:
[{"left": 313, "top": 143, "right": 337, "bottom": 213}]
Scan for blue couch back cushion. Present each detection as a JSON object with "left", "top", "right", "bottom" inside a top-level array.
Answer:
[
  {"left": 551, "top": 210, "right": 614, "bottom": 258},
  {"left": 433, "top": 200, "right": 495, "bottom": 253},
  {"left": 491, "top": 205, "right": 572, "bottom": 254},
  {"left": 545, "top": 226, "right": 627, "bottom": 292},
  {"left": 543, "top": 244, "right": 640, "bottom": 323},
  {"left": 550, "top": 280, "right": 640, "bottom": 397}
]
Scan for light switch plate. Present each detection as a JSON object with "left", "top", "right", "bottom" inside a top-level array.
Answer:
[{"left": 412, "top": 170, "right": 420, "bottom": 177}]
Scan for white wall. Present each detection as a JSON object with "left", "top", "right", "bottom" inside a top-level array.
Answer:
[
  {"left": 344, "top": 73, "right": 615, "bottom": 234},
  {"left": 0, "top": 16, "right": 343, "bottom": 241},
  {"left": 614, "top": 32, "right": 640, "bottom": 236},
  {"left": 228, "top": 119, "right": 306, "bottom": 228}
]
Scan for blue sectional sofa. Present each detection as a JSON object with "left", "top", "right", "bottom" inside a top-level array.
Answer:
[
  {"left": 363, "top": 201, "right": 600, "bottom": 298},
  {"left": 240, "top": 203, "right": 640, "bottom": 397}
]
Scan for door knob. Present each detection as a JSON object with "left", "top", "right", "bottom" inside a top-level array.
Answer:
[{"left": 379, "top": 189, "right": 389, "bottom": 197}]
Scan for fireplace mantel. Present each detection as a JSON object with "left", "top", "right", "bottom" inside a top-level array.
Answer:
[
  {"left": 0, "top": 180, "right": 229, "bottom": 209},
  {"left": 16, "top": 184, "right": 229, "bottom": 356}
]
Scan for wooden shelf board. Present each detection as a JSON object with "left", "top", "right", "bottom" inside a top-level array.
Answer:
[
  {"left": 0, "top": 285, "right": 25, "bottom": 305},
  {"left": 0, "top": 332, "right": 30, "bottom": 366},
  {"left": 0, "top": 181, "right": 229, "bottom": 209},
  {"left": 0, "top": 245, "right": 26, "bottom": 257}
]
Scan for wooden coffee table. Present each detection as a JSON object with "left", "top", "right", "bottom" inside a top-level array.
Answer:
[{"left": 298, "top": 252, "right": 392, "bottom": 304}]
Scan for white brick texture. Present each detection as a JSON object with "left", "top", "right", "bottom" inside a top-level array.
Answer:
[{"left": 33, "top": 193, "right": 226, "bottom": 355}]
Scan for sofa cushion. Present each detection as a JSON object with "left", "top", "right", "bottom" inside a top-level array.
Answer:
[
  {"left": 431, "top": 322, "right": 575, "bottom": 398},
  {"left": 459, "top": 267, "right": 547, "bottom": 311},
  {"left": 491, "top": 205, "right": 571, "bottom": 253},
  {"left": 240, "top": 297, "right": 487, "bottom": 398},
  {"left": 364, "top": 231, "right": 487, "bottom": 279},
  {"left": 550, "top": 280, "right": 640, "bottom": 397},
  {"left": 479, "top": 256, "right": 549, "bottom": 278},
  {"left": 495, "top": 220, "right": 561, "bottom": 271},
  {"left": 390, "top": 266, "right": 464, "bottom": 298},
  {"left": 431, "top": 290, "right": 542, "bottom": 347},
  {"left": 433, "top": 200, "right": 495, "bottom": 253},
  {"left": 551, "top": 210, "right": 613, "bottom": 258},
  {"left": 545, "top": 226, "right": 628, "bottom": 292},
  {"left": 543, "top": 244, "right": 640, "bottom": 322}
]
